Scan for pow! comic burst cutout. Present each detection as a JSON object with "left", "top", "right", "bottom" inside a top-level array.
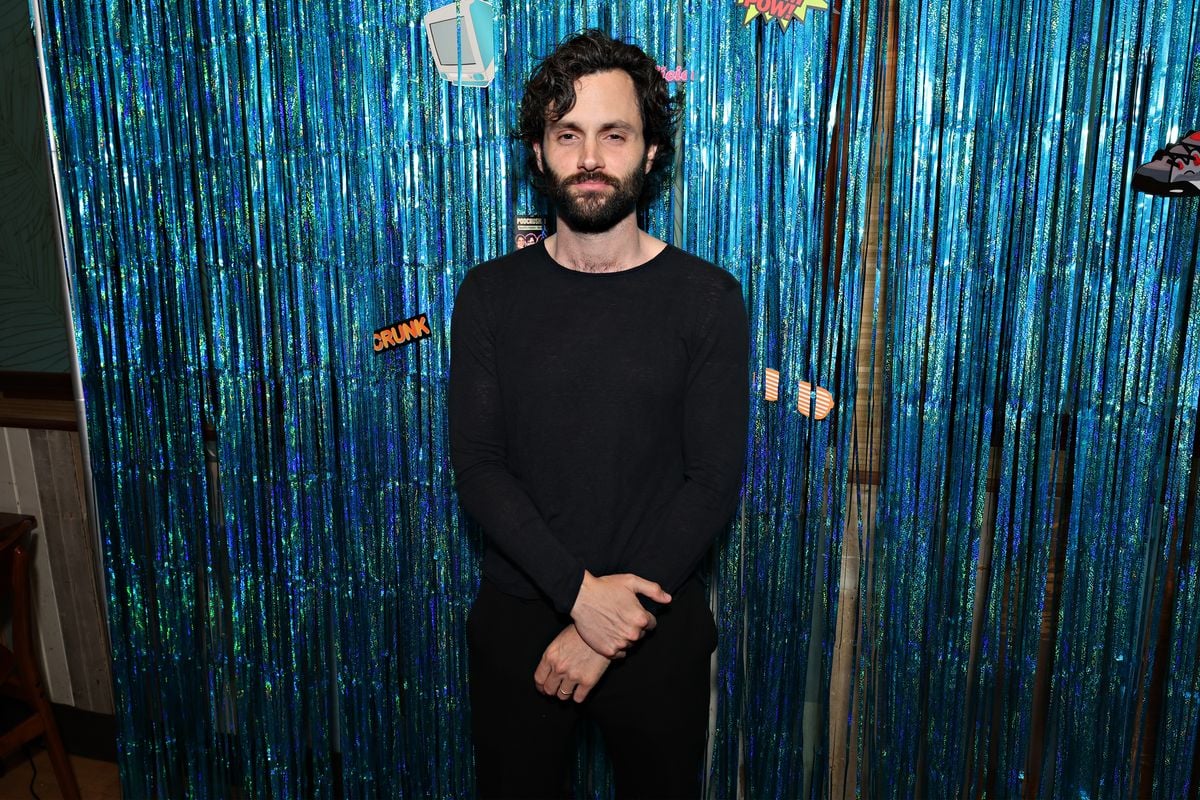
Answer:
[{"left": 739, "top": 0, "right": 829, "bottom": 29}]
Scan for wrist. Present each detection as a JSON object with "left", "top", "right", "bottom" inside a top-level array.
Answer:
[
  {"left": 568, "top": 623, "right": 612, "bottom": 661},
  {"left": 570, "top": 570, "right": 596, "bottom": 617}
]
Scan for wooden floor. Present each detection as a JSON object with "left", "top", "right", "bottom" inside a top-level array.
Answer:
[{"left": 0, "top": 749, "right": 119, "bottom": 799}]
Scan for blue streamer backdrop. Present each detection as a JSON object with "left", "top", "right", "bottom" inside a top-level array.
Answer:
[{"left": 30, "top": 0, "right": 1200, "bottom": 795}]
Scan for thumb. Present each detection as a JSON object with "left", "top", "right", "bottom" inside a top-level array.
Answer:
[{"left": 627, "top": 575, "right": 671, "bottom": 604}]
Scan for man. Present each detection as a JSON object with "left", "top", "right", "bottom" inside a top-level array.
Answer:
[{"left": 449, "top": 29, "right": 748, "bottom": 799}]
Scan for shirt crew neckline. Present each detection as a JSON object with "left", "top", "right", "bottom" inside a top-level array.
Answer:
[{"left": 534, "top": 238, "right": 673, "bottom": 277}]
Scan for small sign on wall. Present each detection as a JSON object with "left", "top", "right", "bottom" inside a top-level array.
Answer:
[
  {"left": 373, "top": 313, "right": 432, "bottom": 353},
  {"left": 515, "top": 215, "right": 547, "bottom": 250}
]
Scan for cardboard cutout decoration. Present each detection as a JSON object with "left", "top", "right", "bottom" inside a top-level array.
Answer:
[
  {"left": 1134, "top": 130, "right": 1200, "bottom": 196},
  {"left": 762, "top": 367, "right": 835, "bottom": 420}
]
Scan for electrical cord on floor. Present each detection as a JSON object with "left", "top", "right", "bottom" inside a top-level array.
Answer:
[{"left": 21, "top": 744, "right": 41, "bottom": 800}]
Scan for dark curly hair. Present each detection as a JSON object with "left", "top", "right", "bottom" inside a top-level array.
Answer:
[{"left": 515, "top": 29, "right": 682, "bottom": 205}]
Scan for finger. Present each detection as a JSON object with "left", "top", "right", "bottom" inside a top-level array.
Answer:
[
  {"left": 594, "top": 640, "right": 621, "bottom": 658},
  {"left": 557, "top": 684, "right": 575, "bottom": 701},
  {"left": 534, "top": 663, "right": 556, "bottom": 695},
  {"left": 626, "top": 576, "right": 671, "bottom": 604},
  {"left": 623, "top": 612, "right": 654, "bottom": 642},
  {"left": 574, "top": 684, "right": 592, "bottom": 702}
]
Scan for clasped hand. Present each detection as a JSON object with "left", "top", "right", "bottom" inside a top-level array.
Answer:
[
  {"left": 569, "top": 570, "right": 671, "bottom": 658},
  {"left": 534, "top": 571, "right": 671, "bottom": 703},
  {"left": 534, "top": 624, "right": 611, "bottom": 702}
]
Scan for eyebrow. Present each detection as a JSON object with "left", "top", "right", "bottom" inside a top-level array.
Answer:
[{"left": 548, "top": 120, "right": 637, "bottom": 132}]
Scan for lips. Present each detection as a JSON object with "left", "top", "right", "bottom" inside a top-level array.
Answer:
[{"left": 568, "top": 174, "right": 617, "bottom": 189}]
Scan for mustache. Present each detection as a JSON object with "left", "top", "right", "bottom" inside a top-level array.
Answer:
[{"left": 566, "top": 171, "right": 619, "bottom": 187}]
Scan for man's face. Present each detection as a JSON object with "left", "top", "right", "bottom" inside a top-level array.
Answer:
[{"left": 534, "top": 70, "right": 658, "bottom": 234}]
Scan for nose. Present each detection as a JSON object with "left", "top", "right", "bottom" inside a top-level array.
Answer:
[{"left": 579, "top": 136, "right": 603, "bottom": 172}]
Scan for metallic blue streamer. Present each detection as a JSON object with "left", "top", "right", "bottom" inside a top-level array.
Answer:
[
  {"left": 31, "top": 0, "right": 1200, "bottom": 795},
  {"left": 874, "top": 0, "right": 1200, "bottom": 798}
]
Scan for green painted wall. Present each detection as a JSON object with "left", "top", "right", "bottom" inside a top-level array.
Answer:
[{"left": 0, "top": 0, "right": 69, "bottom": 373}]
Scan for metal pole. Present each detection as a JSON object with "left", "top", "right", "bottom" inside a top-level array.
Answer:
[{"left": 25, "top": 0, "right": 110, "bottom": 632}]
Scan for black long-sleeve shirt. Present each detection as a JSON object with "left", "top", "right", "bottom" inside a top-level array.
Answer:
[{"left": 449, "top": 240, "right": 749, "bottom": 613}]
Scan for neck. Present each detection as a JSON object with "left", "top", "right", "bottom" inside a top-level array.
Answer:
[{"left": 545, "top": 214, "right": 663, "bottom": 273}]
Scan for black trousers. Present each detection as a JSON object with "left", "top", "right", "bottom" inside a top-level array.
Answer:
[{"left": 467, "top": 577, "right": 716, "bottom": 800}]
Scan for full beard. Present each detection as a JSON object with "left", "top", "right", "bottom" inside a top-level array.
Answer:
[{"left": 544, "top": 155, "right": 647, "bottom": 234}]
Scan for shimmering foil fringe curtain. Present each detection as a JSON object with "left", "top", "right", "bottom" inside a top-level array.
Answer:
[
  {"left": 866, "top": 0, "right": 1200, "bottom": 798},
  {"left": 680, "top": 1, "right": 884, "bottom": 798},
  {"left": 33, "top": 0, "right": 687, "bottom": 795},
  {"left": 32, "top": 0, "right": 1200, "bottom": 794}
]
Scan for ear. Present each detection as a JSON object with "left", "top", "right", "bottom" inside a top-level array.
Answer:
[
  {"left": 533, "top": 141, "right": 545, "bottom": 173},
  {"left": 645, "top": 143, "right": 658, "bottom": 172}
]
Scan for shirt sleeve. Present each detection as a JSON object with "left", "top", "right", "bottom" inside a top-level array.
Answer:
[
  {"left": 619, "top": 278, "right": 750, "bottom": 594},
  {"left": 448, "top": 270, "right": 586, "bottom": 613}
]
